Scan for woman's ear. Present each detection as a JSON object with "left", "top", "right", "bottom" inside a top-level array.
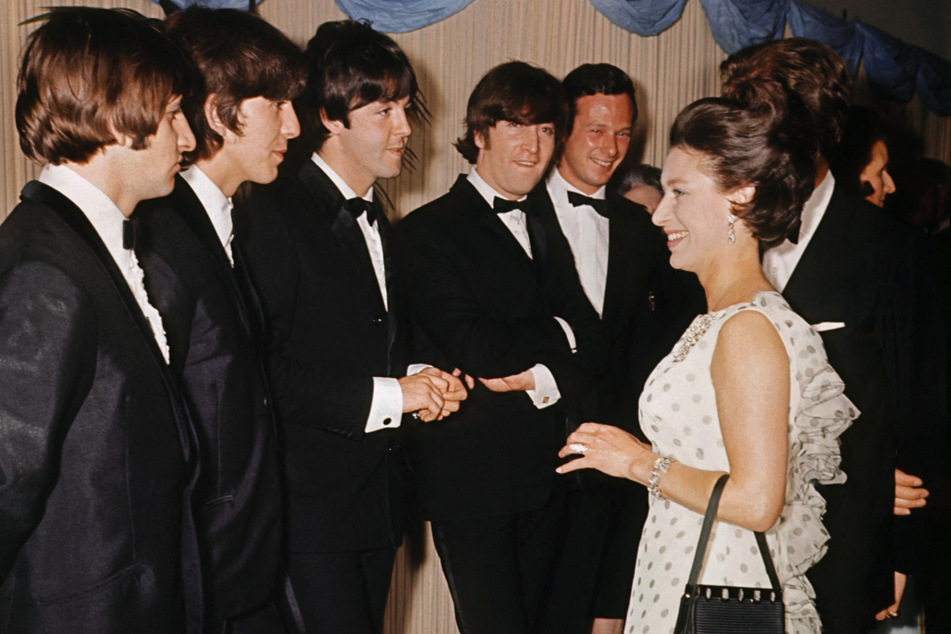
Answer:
[{"left": 728, "top": 184, "right": 755, "bottom": 206}]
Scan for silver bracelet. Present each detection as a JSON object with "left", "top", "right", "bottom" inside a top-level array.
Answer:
[{"left": 647, "top": 455, "right": 675, "bottom": 500}]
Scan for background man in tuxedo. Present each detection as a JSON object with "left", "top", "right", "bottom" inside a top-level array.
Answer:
[
  {"left": 534, "top": 63, "right": 702, "bottom": 634},
  {"left": 134, "top": 7, "right": 305, "bottom": 632},
  {"left": 0, "top": 8, "right": 201, "bottom": 632},
  {"left": 396, "top": 61, "right": 604, "bottom": 634},
  {"left": 237, "top": 20, "right": 466, "bottom": 634},
  {"left": 721, "top": 38, "right": 944, "bottom": 633}
]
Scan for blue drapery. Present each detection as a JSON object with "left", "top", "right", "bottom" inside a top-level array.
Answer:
[
  {"left": 146, "top": 0, "right": 951, "bottom": 115},
  {"left": 591, "top": 0, "right": 951, "bottom": 115},
  {"left": 159, "top": 0, "right": 262, "bottom": 8},
  {"left": 335, "top": 0, "right": 475, "bottom": 33}
]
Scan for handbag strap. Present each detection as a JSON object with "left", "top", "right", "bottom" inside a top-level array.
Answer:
[{"left": 685, "top": 473, "right": 782, "bottom": 592}]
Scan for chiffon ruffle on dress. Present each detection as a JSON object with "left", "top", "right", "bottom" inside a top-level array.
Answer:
[{"left": 627, "top": 290, "right": 856, "bottom": 634}]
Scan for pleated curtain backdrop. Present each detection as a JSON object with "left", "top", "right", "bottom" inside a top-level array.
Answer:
[{"left": 1, "top": 2, "right": 949, "bottom": 632}]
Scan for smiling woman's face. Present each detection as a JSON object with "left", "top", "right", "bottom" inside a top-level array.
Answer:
[{"left": 652, "top": 146, "right": 739, "bottom": 273}]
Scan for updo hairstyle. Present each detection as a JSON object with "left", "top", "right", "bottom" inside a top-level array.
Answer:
[{"left": 669, "top": 97, "right": 815, "bottom": 249}]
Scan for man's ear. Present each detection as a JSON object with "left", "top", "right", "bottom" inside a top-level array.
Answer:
[
  {"left": 474, "top": 129, "right": 486, "bottom": 150},
  {"left": 204, "top": 93, "right": 228, "bottom": 137},
  {"left": 320, "top": 108, "right": 345, "bottom": 136},
  {"left": 107, "top": 120, "right": 133, "bottom": 148}
]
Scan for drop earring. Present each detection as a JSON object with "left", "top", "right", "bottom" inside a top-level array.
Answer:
[{"left": 727, "top": 213, "right": 736, "bottom": 245}]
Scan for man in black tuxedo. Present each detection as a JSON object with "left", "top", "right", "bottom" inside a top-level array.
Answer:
[
  {"left": 236, "top": 20, "right": 466, "bottom": 634},
  {"left": 0, "top": 8, "right": 202, "bottom": 633},
  {"left": 534, "top": 64, "right": 703, "bottom": 634},
  {"left": 722, "top": 38, "right": 945, "bottom": 633},
  {"left": 134, "top": 8, "right": 306, "bottom": 632},
  {"left": 396, "top": 61, "right": 605, "bottom": 634}
]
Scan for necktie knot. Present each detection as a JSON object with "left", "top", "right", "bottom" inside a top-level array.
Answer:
[
  {"left": 567, "top": 191, "right": 609, "bottom": 218},
  {"left": 786, "top": 218, "right": 802, "bottom": 245},
  {"left": 345, "top": 197, "right": 382, "bottom": 225},
  {"left": 493, "top": 197, "right": 524, "bottom": 215},
  {"left": 122, "top": 218, "right": 137, "bottom": 250}
]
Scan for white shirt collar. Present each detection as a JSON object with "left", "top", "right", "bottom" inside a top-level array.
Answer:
[
  {"left": 311, "top": 152, "right": 373, "bottom": 203},
  {"left": 38, "top": 164, "right": 127, "bottom": 262},
  {"left": 797, "top": 170, "right": 835, "bottom": 246},
  {"left": 36, "top": 163, "right": 171, "bottom": 362},
  {"left": 467, "top": 168, "right": 527, "bottom": 209},
  {"left": 181, "top": 166, "right": 233, "bottom": 251},
  {"left": 547, "top": 168, "right": 606, "bottom": 204},
  {"left": 761, "top": 171, "right": 836, "bottom": 291}
]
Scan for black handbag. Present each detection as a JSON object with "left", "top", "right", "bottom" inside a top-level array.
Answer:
[{"left": 672, "top": 473, "right": 785, "bottom": 633}]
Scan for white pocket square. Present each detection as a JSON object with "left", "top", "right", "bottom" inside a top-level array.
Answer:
[{"left": 812, "top": 321, "right": 845, "bottom": 332}]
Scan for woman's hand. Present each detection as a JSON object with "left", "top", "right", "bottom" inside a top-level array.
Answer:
[{"left": 556, "top": 422, "right": 655, "bottom": 484}]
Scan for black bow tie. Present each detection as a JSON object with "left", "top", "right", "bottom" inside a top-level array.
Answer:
[
  {"left": 493, "top": 197, "right": 525, "bottom": 215},
  {"left": 786, "top": 218, "right": 802, "bottom": 245},
  {"left": 123, "top": 219, "right": 137, "bottom": 250},
  {"left": 567, "top": 191, "right": 609, "bottom": 218},
  {"left": 345, "top": 197, "right": 382, "bottom": 225}
]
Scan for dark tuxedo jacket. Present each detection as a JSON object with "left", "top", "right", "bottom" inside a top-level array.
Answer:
[
  {"left": 135, "top": 175, "right": 281, "bottom": 621},
  {"left": 529, "top": 186, "right": 703, "bottom": 434},
  {"left": 0, "top": 182, "right": 201, "bottom": 634},
  {"left": 394, "top": 175, "right": 604, "bottom": 521},
  {"left": 236, "top": 160, "right": 406, "bottom": 553},
  {"left": 787, "top": 185, "right": 942, "bottom": 623}
]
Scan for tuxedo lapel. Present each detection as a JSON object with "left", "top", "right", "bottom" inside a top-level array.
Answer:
[
  {"left": 300, "top": 162, "right": 387, "bottom": 314},
  {"left": 170, "top": 179, "right": 255, "bottom": 334},
  {"left": 453, "top": 177, "right": 535, "bottom": 274},
  {"left": 20, "top": 180, "right": 199, "bottom": 475},
  {"left": 782, "top": 186, "right": 851, "bottom": 306},
  {"left": 23, "top": 182, "right": 174, "bottom": 377},
  {"left": 172, "top": 178, "right": 234, "bottom": 273},
  {"left": 526, "top": 209, "right": 547, "bottom": 273}
]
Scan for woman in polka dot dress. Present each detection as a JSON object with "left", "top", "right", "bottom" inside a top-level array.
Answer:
[{"left": 558, "top": 98, "right": 856, "bottom": 633}]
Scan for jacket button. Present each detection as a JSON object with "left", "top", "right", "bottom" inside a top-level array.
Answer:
[{"left": 372, "top": 314, "right": 385, "bottom": 324}]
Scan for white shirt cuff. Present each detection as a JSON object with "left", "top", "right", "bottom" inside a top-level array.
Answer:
[
  {"left": 553, "top": 316, "right": 577, "bottom": 352},
  {"left": 526, "top": 363, "right": 560, "bottom": 409},
  {"left": 407, "top": 363, "right": 432, "bottom": 375},
  {"left": 365, "top": 377, "right": 403, "bottom": 433}
]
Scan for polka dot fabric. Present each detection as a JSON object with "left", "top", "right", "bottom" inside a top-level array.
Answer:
[{"left": 628, "top": 291, "right": 856, "bottom": 634}]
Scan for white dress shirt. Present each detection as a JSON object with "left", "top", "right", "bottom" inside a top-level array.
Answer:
[
  {"left": 312, "top": 153, "right": 402, "bottom": 433},
  {"left": 38, "top": 164, "right": 170, "bottom": 363},
  {"left": 467, "top": 168, "right": 565, "bottom": 409},
  {"left": 546, "top": 169, "right": 610, "bottom": 317},
  {"left": 181, "top": 166, "right": 234, "bottom": 266},
  {"left": 762, "top": 171, "right": 836, "bottom": 292}
]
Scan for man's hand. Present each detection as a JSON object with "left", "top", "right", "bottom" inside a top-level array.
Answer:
[
  {"left": 416, "top": 366, "right": 471, "bottom": 419},
  {"left": 894, "top": 468, "right": 928, "bottom": 516},
  {"left": 478, "top": 368, "right": 535, "bottom": 393},
  {"left": 873, "top": 571, "right": 906, "bottom": 621},
  {"left": 398, "top": 373, "right": 446, "bottom": 422}
]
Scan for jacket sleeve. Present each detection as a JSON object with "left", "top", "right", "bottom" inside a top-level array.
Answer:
[
  {"left": 235, "top": 192, "right": 377, "bottom": 440},
  {"left": 0, "top": 261, "right": 95, "bottom": 580},
  {"left": 393, "top": 212, "right": 577, "bottom": 381}
]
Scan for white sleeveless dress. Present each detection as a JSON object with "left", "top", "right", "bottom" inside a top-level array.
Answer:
[{"left": 626, "top": 291, "right": 856, "bottom": 634}]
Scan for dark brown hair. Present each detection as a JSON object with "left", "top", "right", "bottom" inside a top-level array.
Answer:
[
  {"left": 669, "top": 98, "right": 816, "bottom": 249},
  {"left": 828, "top": 106, "right": 890, "bottom": 199},
  {"left": 720, "top": 38, "right": 851, "bottom": 165},
  {"left": 16, "top": 7, "right": 190, "bottom": 165},
  {"left": 299, "top": 20, "right": 422, "bottom": 153},
  {"left": 608, "top": 158, "right": 661, "bottom": 199},
  {"left": 562, "top": 63, "right": 637, "bottom": 136},
  {"left": 455, "top": 61, "right": 568, "bottom": 164},
  {"left": 165, "top": 7, "right": 306, "bottom": 162}
]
